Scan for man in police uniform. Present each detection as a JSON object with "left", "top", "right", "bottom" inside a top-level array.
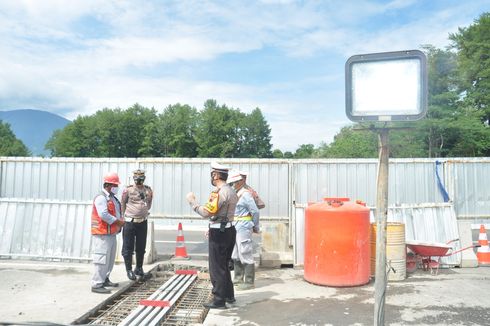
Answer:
[
  {"left": 121, "top": 169, "right": 153, "bottom": 281},
  {"left": 186, "top": 162, "right": 238, "bottom": 309}
]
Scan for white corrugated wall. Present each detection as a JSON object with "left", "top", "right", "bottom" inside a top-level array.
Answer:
[{"left": 1, "top": 157, "right": 489, "bottom": 262}]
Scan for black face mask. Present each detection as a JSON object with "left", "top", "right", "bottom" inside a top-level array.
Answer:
[
  {"left": 134, "top": 176, "right": 145, "bottom": 185},
  {"left": 210, "top": 172, "right": 216, "bottom": 186}
]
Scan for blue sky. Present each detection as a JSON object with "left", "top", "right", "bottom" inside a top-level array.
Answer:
[{"left": 0, "top": 1, "right": 488, "bottom": 152}]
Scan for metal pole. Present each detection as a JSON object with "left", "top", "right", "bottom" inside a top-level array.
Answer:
[{"left": 374, "top": 128, "right": 389, "bottom": 326}]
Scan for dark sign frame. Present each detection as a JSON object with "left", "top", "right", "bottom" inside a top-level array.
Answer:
[{"left": 345, "top": 50, "right": 428, "bottom": 122}]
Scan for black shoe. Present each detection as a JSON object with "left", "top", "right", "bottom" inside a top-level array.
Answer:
[
  {"left": 226, "top": 297, "right": 236, "bottom": 304},
  {"left": 126, "top": 270, "right": 136, "bottom": 281},
  {"left": 134, "top": 267, "right": 145, "bottom": 276},
  {"left": 136, "top": 272, "right": 152, "bottom": 283},
  {"left": 91, "top": 286, "right": 110, "bottom": 294},
  {"left": 103, "top": 278, "right": 118, "bottom": 287},
  {"left": 203, "top": 300, "right": 227, "bottom": 309}
]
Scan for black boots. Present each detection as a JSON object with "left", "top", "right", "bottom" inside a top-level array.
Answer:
[
  {"left": 203, "top": 300, "right": 227, "bottom": 309},
  {"left": 124, "top": 256, "right": 136, "bottom": 281},
  {"left": 103, "top": 278, "right": 118, "bottom": 287},
  {"left": 134, "top": 266, "right": 145, "bottom": 277},
  {"left": 91, "top": 286, "right": 110, "bottom": 294},
  {"left": 127, "top": 270, "right": 136, "bottom": 280},
  {"left": 135, "top": 254, "right": 145, "bottom": 276},
  {"left": 124, "top": 254, "right": 150, "bottom": 281}
]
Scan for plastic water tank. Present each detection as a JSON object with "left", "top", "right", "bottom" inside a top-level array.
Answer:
[{"left": 304, "top": 198, "right": 370, "bottom": 286}]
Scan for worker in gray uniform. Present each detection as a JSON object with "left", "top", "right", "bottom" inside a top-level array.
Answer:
[
  {"left": 227, "top": 170, "right": 260, "bottom": 290},
  {"left": 91, "top": 172, "right": 125, "bottom": 293},
  {"left": 121, "top": 169, "right": 153, "bottom": 281},
  {"left": 186, "top": 162, "right": 238, "bottom": 309}
]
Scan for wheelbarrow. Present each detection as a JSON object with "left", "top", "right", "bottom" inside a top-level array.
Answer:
[{"left": 406, "top": 239, "right": 480, "bottom": 275}]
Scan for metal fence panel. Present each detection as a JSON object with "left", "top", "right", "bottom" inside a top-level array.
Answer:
[
  {"left": 446, "top": 159, "right": 490, "bottom": 220},
  {"left": 0, "top": 198, "right": 93, "bottom": 260},
  {"left": 389, "top": 160, "right": 444, "bottom": 205},
  {"left": 0, "top": 158, "right": 290, "bottom": 219},
  {"left": 293, "top": 159, "right": 444, "bottom": 206},
  {"left": 293, "top": 159, "right": 378, "bottom": 205},
  {"left": 388, "top": 203, "right": 461, "bottom": 266},
  {"left": 1, "top": 156, "right": 489, "bottom": 262}
]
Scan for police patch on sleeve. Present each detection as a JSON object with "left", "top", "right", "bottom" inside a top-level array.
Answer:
[{"left": 204, "top": 191, "right": 219, "bottom": 214}]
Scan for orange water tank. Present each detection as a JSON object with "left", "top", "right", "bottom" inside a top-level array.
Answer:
[{"left": 304, "top": 198, "right": 370, "bottom": 286}]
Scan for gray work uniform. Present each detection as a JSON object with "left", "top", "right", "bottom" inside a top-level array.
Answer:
[
  {"left": 232, "top": 188, "right": 260, "bottom": 264},
  {"left": 91, "top": 190, "right": 121, "bottom": 288}
]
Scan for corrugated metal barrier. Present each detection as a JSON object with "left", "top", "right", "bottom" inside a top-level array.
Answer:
[{"left": 0, "top": 157, "right": 489, "bottom": 262}]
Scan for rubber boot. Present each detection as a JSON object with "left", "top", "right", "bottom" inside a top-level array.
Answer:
[
  {"left": 134, "top": 254, "right": 145, "bottom": 276},
  {"left": 124, "top": 256, "right": 136, "bottom": 281},
  {"left": 233, "top": 259, "right": 244, "bottom": 285},
  {"left": 238, "top": 264, "right": 255, "bottom": 290}
]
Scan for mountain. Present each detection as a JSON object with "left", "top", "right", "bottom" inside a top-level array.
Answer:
[{"left": 0, "top": 109, "right": 70, "bottom": 156}]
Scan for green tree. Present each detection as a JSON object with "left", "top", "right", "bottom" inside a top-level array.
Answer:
[
  {"left": 294, "top": 144, "right": 315, "bottom": 158},
  {"left": 140, "top": 104, "right": 198, "bottom": 157},
  {"left": 272, "top": 149, "right": 284, "bottom": 158},
  {"left": 99, "top": 104, "right": 157, "bottom": 157},
  {"left": 390, "top": 44, "right": 489, "bottom": 157},
  {"left": 238, "top": 108, "right": 273, "bottom": 158},
  {"left": 45, "top": 115, "right": 98, "bottom": 157},
  {"left": 371, "top": 42, "right": 489, "bottom": 158},
  {"left": 449, "top": 12, "right": 490, "bottom": 125},
  {"left": 46, "top": 104, "right": 157, "bottom": 157},
  {"left": 318, "top": 126, "right": 377, "bottom": 158},
  {"left": 0, "top": 120, "right": 30, "bottom": 156},
  {"left": 195, "top": 99, "right": 244, "bottom": 157}
]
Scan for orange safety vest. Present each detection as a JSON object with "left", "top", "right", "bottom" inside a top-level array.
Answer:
[{"left": 91, "top": 193, "right": 121, "bottom": 235}]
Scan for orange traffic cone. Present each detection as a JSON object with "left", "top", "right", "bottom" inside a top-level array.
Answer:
[
  {"left": 477, "top": 224, "right": 490, "bottom": 266},
  {"left": 173, "top": 222, "right": 189, "bottom": 259}
]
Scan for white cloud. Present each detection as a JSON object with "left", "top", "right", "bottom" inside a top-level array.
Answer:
[{"left": 0, "top": 0, "right": 488, "bottom": 152}]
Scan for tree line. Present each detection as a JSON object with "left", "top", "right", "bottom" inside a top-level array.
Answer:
[
  {"left": 45, "top": 99, "right": 273, "bottom": 158},
  {"left": 1, "top": 12, "right": 489, "bottom": 158}
]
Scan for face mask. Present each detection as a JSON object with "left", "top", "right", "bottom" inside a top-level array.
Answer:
[
  {"left": 134, "top": 176, "right": 145, "bottom": 185},
  {"left": 111, "top": 186, "right": 119, "bottom": 195}
]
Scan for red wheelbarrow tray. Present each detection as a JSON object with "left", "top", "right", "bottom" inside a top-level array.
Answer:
[{"left": 406, "top": 240, "right": 453, "bottom": 257}]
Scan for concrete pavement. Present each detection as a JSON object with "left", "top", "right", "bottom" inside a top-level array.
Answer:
[
  {"left": 205, "top": 267, "right": 490, "bottom": 326},
  {"left": 1, "top": 259, "right": 490, "bottom": 325}
]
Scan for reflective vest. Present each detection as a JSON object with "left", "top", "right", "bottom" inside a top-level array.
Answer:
[
  {"left": 234, "top": 188, "right": 254, "bottom": 222},
  {"left": 91, "top": 193, "right": 121, "bottom": 235}
]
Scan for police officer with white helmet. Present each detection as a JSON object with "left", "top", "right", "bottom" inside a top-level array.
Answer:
[{"left": 186, "top": 162, "right": 238, "bottom": 309}]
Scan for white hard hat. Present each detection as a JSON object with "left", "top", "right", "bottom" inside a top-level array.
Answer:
[
  {"left": 238, "top": 170, "right": 248, "bottom": 177},
  {"left": 211, "top": 162, "right": 230, "bottom": 173},
  {"left": 226, "top": 169, "right": 243, "bottom": 184}
]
